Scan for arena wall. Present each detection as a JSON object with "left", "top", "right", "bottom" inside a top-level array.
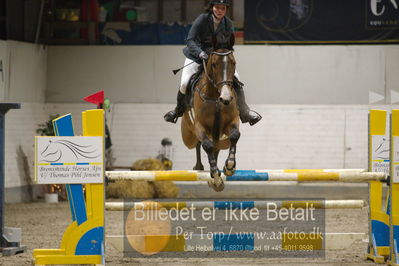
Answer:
[
  {"left": 45, "top": 45, "right": 399, "bottom": 105},
  {"left": 0, "top": 41, "right": 47, "bottom": 202},
  {"left": 1, "top": 40, "right": 398, "bottom": 202}
]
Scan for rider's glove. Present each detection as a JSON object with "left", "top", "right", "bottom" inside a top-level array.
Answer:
[{"left": 199, "top": 51, "right": 208, "bottom": 61}]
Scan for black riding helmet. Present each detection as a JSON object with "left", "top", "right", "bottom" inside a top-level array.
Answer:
[
  {"left": 210, "top": 0, "right": 230, "bottom": 6},
  {"left": 207, "top": 0, "right": 230, "bottom": 16}
]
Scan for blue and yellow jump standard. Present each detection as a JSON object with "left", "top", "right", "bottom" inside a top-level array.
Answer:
[
  {"left": 388, "top": 110, "right": 399, "bottom": 265},
  {"left": 366, "top": 109, "right": 390, "bottom": 263},
  {"left": 33, "top": 109, "right": 105, "bottom": 265}
]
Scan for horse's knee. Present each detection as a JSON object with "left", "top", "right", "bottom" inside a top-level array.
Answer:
[
  {"left": 202, "top": 139, "right": 214, "bottom": 154},
  {"left": 230, "top": 128, "right": 240, "bottom": 143}
]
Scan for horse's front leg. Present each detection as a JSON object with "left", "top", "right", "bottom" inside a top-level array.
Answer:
[
  {"left": 196, "top": 126, "right": 224, "bottom": 192},
  {"left": 202, "top": 138, "right": 224, "bottom": 192},
  {"left": 223, "top": 125, "right": 240, "bottom": 176}
]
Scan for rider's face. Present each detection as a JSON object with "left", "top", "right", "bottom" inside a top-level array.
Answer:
[{"left": 213, "top": 4, "right": 227, "bottom": 20}]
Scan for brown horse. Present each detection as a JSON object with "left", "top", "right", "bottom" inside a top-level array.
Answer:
[{"left": 181, "top": 47, "right": 240, "bottom": 192}]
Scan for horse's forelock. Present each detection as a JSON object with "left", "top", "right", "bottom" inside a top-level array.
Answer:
[{"left": 209, "top": 49, "right": 235, "bottom": 86}]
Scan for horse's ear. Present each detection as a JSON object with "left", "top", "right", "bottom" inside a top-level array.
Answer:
[{"left": 229, "top": 33, "right": 235, "bottom": 49}]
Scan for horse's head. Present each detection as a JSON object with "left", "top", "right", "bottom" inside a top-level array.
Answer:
[
  {"left": 202, "top": 34, "right": 236, "bottom": 105},
  {"left": 40, "top": 140, "right": 62, "bottom": 163},
  {"left": 208, "top": 49, "right": 236, "bottom": 105},
  {"left": 202, "top": 33, "right": 236, "bottom": 105}
]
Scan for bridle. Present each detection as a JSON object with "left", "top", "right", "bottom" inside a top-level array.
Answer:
[
  {"left": 196, "top": 50, "right": 234, "bottom": 103},
  {"left": 203, "top": 50, "right": 234, "bottom": 88}
]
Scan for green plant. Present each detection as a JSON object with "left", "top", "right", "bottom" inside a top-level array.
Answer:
[
  {"left": 36, "top": 114, "right": 60, "bottom": 136},
  {"left": 36, "top": 114, "right": 67, "bottom": 200}
]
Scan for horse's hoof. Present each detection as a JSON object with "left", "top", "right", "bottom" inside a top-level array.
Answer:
[
  {"left": 208, "top": 171, "right": 224, "bottom": 192},
  {"left": 223, "top": 165, "right": 236, "bottom": 176},
  {"left": 207, "top": 180, "right": 225, "bottom": 192},
  {"left": 223, "top": 159, "right": 236, "bottom": 176}
]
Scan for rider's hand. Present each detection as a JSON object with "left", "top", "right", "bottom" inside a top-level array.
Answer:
[{"left": 199, "top": 51, "right": 208, "bottom": 61}]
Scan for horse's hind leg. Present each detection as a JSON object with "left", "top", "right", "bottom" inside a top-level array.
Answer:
[
  {"left": 193, "top": 142, "right": 204, "bottom": 170},
  {"left": 224, "top": 126, "right": 240, "bottom": 176}
]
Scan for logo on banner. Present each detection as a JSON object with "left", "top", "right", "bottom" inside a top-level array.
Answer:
[
  {"left": 372, "top": 135, "right": 390, "bottom": 175},
  {"left": 39, "top": 139, "right": 101, "bottom": 163},
  {"left": 256, "top": 0, "right": 313, "bottom": 32},
  {"left": 367, "top": 0, "right": 399, "bottom": 28}
]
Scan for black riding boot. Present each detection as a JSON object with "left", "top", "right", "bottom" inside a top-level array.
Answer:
[
  {"left": 234, "top": 82, "right": 262, "bottom": 126},
  {"left": 164, "top": 91, "right": 186, "bottom": 123}
]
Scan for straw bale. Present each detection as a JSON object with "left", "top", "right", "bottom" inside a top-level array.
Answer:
[
  {"left": 152, "top": 181, "right": 179, "bottom": 198},
  {"left": 106, "top": 180, "right": 155, "bottom": 198},
  {"left": 106, "top": 158, "right": 179, "bottom": 198}
]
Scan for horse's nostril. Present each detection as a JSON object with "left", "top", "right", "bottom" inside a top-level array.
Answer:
[{"left": 220, "top": 98, "right": 230, "bottom": 105}]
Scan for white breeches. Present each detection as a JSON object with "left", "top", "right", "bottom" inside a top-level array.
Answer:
[{"left": 179, "top": 58, "right": 240, "bottom": 94}]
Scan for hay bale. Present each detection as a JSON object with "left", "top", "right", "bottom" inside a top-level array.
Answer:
[
  {"left": 106, "top": 180, "right": 155, "bottom": 199},
  {"left": 132, "top": 158, "right": 165, "bottom": 171},
  {"left": 106, "top": 158, "right": 179, "bottom": 199},
  {"left": 152, "top": 181, "right": 179, "bottom": 198},
  {"left": 133, "top": 158, "right": 179, "bottom": 198}
]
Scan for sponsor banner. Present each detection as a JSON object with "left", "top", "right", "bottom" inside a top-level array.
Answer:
[
  {"left": 35, "top": 136, "right": 103, "bottom": 184},
  {"left": 245, "top": 0, "right": 399, "bottom": 44}
]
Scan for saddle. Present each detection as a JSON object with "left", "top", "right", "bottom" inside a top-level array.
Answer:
[{"left": 184, "top": 64, "right": 204, "bottom": 108}]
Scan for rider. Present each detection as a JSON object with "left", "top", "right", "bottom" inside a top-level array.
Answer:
[{"left": 164, "top": 0, "right": 262, "bottom": 126}]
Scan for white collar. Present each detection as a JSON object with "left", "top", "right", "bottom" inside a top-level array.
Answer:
[{"left": 212, "top": 14, "right": 222, "bottom": 24}]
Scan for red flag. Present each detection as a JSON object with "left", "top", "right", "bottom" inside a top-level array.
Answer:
[{"left": 83, "top": 91, "right": 104, "bottom": 108}]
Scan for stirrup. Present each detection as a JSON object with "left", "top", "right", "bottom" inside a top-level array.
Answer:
[{"left": 164, "top": 110, "right": 179, "bottom": 123}]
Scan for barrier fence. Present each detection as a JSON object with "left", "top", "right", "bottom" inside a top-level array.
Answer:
[{"left": 106, "top": 170, "right": 386, "bottom": 182}]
